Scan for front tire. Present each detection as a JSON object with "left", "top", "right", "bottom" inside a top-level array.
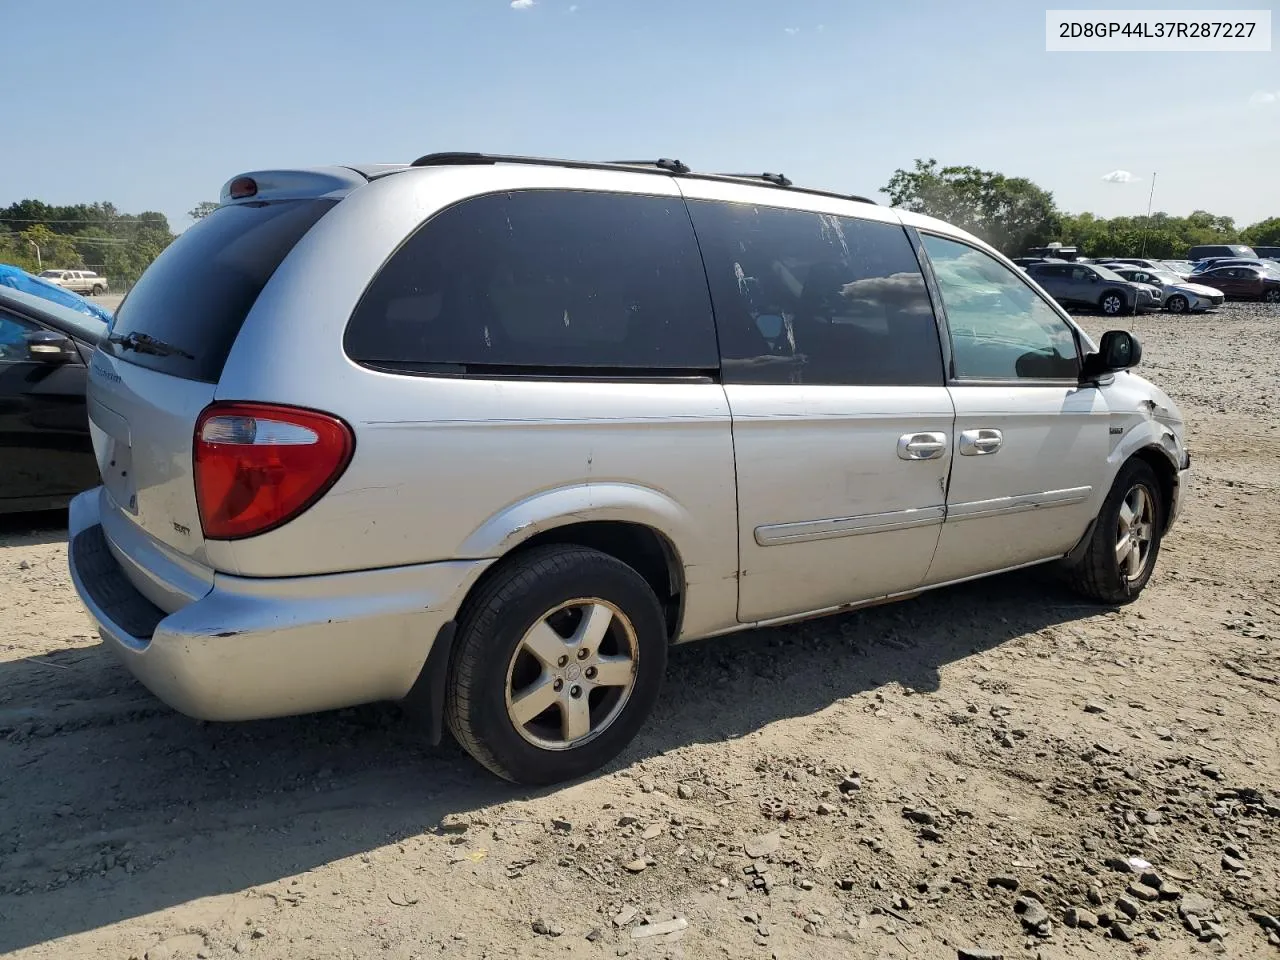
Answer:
[
  {"left": 1165, "top": 295, "right": 1188, "bottom": 314},
  {"left": 91, "top": 285, "right": 105, "bottom": 296},
  {"left": 445, "top": 545, "right": 667, "bottom": 785},
  {"left": 1264, "top": 288, "right": 1280, "bottom": 303},
  {"left": 1100, "top": 291, "right": 1125, "bottom": 316},
  {"left": 1069, "top": 459, "right": 1164, "bottom": 604}
]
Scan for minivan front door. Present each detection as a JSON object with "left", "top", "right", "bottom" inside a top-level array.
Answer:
[
  {"left": 683, "top": 195, "right": 954, "bottom": 623},
  {"left": 919, "top": 234, "right": 1110, "bottom": 584}
]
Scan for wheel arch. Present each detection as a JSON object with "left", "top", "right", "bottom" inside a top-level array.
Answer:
[
  {"left": 1130, "top": 444, "right": 1178, "bottom": 533},
  {"left": 400, "top": 486, "right": 694, "bottom": 745},
  {"left": 454, "top": 482, "right": 691, "bottom": 631}
]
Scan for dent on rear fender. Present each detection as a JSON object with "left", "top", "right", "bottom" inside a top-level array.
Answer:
[{"left": 456, "top": 482, "right": 694, "bottom": 559}]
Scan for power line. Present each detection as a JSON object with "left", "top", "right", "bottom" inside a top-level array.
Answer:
[{"left": 0, "top": 217, "right": 169, "bottom": 224}]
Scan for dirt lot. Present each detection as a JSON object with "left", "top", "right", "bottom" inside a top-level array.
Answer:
[{"left": 2, "top": 304, "right": 1278, "bottom": 960}]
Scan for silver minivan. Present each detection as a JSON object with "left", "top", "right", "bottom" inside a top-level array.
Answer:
[{"left": 68, "top": 154, "right": 1190, "bottom": 784}]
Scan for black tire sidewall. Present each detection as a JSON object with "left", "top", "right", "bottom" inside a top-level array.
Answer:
[
  {"left": 450, "top": 548, "right": 667, "bottom": 784},
  {"left": 1101, "top": 292, "right": 1123, "bottom": 315},
  {"left": 1099, "top": 459, "right": 1164, "bottom": 598},
  {"left": 1167, "top": 296, "right": 1187, "bottom": 313}
]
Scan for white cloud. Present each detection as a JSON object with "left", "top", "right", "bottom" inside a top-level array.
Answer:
[
  {"left": 1101, "top": 170, "right": 1140, "bottom": 184},
  {"left": 784, "top": 26, "right": 800, "bottom": 34},
  {"left": 568, "top": 3, "right": 578, "bottom": 9},
  {"left": 510, "top": 0, "right": 534, "bottom": 9},
  {"left": 1249, "top": 90, "right": 1279, "bottom": 105}
]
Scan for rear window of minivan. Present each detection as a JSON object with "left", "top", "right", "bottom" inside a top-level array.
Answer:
[
  {"left": 344, "top": 190, "right": 719, "bottom": 376},
  {"left": 104, "top": 199, "right": 336, "bottom": 383}
]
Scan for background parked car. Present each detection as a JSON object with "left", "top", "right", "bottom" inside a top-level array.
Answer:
[
  {"left": 1025, "top": 261, "right": 1158, "bottom": 315},
  {"left": 1104, "top": 265, "right": 1225, "bottom": 313},
  {"left": 38, "top": 269, "right": 109, "bottom": 295},
  {"left": 1191, "top": 257, "right": 1267, "bottom": 273},
  {"left": 0, "top": 264, "right": 115, "bottom": 324},
  {"left": 1160, "top": 260, "right": 1196, "bottom": 279},
  {"left": 1103, "top": 257, "right": 1167, "bottom": 272},
  {"left": 0, "top": 285, "right": 107, "bottom": 514},
  {"left": 1254, "top": 245, "right": 1280, "bottom": 261},
  {"left": 1190, "top": 265, "right": 1280, "bottom": 302},
  {"left": 1187, "top": 243, "right": 1257, "bottom": 261}
]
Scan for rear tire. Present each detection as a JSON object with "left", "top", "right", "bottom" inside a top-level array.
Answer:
[
  {"left": 1069, "top": 459, "right": 1164, "bottom": 605},
  {"left": 1165, "top": 295, "right": 1188, "bottom": 314},
  {"left": 445, "top": 545, "right": 667, "bottom": 785}
]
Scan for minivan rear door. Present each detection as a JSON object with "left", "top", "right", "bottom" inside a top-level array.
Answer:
[
  {"left": 682, "top": 191, "right": 955, "bottom": 624},
  {"left": 87, "top": 197, "right": 338, "bottom": 566}
]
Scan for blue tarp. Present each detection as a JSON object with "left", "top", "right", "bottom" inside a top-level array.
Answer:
[{"left": 0, "top": 264, "right": 114, "bottom": 325}]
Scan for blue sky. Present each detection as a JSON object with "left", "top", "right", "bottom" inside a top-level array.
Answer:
[{"left": 2, "top": 0, "right": 1276, "bottom": 231}]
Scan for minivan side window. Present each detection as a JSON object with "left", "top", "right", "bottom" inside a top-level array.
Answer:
[
  {"left": 686, "top": 200, "right": 943, "bottom": 386},
  {"left": 345, "top": 190, "right": 719, "bottom": 375},
  {"left": 921, "top": 234, "right": 1080, "bottom": 381}
]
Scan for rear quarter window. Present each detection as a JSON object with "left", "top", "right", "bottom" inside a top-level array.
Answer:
[
  {"left": 344, "top": 189, "right": 719, "bottom": 376},
  {"left": 104, "top": 199, "right": 337, "bottom": 382}
]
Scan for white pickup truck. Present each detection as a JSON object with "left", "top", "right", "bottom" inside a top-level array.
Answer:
[{"left": 39, "top": 269, "right": 109, "bottom": 295}]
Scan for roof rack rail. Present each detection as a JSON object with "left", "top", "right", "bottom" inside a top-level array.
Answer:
[
  {"left": 718, "top": 172, "right": 793, "bottom": 187},
  {"left": 608, "top": 158, "right": 691, "bottom": 174},
  {"left": 405, "top": 151, "right": 874, "bottom": 205},
  {"left": 409, "top": 152, "right": 691, "bottom": 175},
  {"left": 712, "top": 172, "right": 875, "bottom": 204}
]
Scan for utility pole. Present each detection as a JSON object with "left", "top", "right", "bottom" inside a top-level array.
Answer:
[{"left": 1140, "top": 172, "right": 1157, "bottom": 256}]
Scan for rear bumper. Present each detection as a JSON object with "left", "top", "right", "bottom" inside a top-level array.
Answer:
[{"left": 68, "top": 488, "right": 491, "bottom": 721}]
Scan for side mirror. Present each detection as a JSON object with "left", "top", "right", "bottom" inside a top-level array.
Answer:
[
  {"left": 25, "top": 330, "right": 78, "bottom": 364},
  {"left": 1088, "top": 274, "right": 1098, "bottom": 283},
  {"left": 1081, "top": 330, "right": 1142, "bottom": 380}
]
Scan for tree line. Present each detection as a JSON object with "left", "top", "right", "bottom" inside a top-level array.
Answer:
[
  {"left": 883, "top": 159, "right": 1279, "bottom": 258},
  {"left": 4, "top": 168, "right": 1278, "bottom": 288},
  {"left": 0, "top": 200, "right": 176, "bottom": 289}
]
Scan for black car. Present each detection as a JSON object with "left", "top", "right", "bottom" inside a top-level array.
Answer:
[{"left": 0, "top": 286, "right": 107, "bottom": 513}]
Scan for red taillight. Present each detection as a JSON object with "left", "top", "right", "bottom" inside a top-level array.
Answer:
[
  {"left": 193, "top": 402, "right": 354, "bottom": 540},
  {"left": 229, "top": 176, "right": 258, "bottom": 199}
]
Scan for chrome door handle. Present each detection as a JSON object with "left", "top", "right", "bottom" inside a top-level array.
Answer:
[
  {"left": 959, "top": 428, "right": 1003, "bottom": 456},
  {"left": 897, "top": 432, "right": 948, "bottom": 461}
]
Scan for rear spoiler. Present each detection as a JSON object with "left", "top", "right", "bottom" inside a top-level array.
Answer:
[{"left": 217, "top": 166, "right": 374, "bottom": 206}]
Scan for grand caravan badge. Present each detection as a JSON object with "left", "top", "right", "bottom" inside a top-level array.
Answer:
[{"left": 91, "top": 357, "right": 122, "bottom": 384}]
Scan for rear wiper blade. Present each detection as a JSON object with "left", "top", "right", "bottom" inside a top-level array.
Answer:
[{"left": 107, "top": 331, "right": 195, "bottom": 360}]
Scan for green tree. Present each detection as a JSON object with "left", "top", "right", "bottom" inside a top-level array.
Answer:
[
  {"left": 881, "top": 158, "right": 1061, "bottom": 254},
  {"left": 1243, "top": 217, "right": 1280, "bottom": 247},
  {"left": 188, "top": 201, "right": 219, "bottom": 222},
  {"left": 17, "top": 224, "right": 81, "bottom": 271}
]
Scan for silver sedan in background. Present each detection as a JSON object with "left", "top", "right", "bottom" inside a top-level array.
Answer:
[{"left": 1100, "top": 265, "right": 1226, "bottom": 313}]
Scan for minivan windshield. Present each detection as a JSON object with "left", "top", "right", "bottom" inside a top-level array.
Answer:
[{"left": 103, "top": 198, "right": 337, "bottom": 383}]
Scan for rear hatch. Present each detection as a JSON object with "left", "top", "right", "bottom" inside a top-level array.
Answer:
[{"left": 87, "top": 196, "right": 337, "bottom": 567}]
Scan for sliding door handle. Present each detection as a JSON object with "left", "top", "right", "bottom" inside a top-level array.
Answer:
[
  {"left": 897, "top": 432, "right": 948, "bottom": 461},
  {"left": 959, "top": 428, "right": 1003, "bottom": 456}
]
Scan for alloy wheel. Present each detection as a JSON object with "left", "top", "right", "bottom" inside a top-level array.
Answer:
[
  {"left": 1116, "top": 484, "right": 1156, "bottom": 584},
  {"left": 504, "top": 598, "right": 638, "bottom": 751}
]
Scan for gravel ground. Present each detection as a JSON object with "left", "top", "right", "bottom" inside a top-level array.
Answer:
[{"left": 1, "top": 302, "right": 1278, "bottom": 960}]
